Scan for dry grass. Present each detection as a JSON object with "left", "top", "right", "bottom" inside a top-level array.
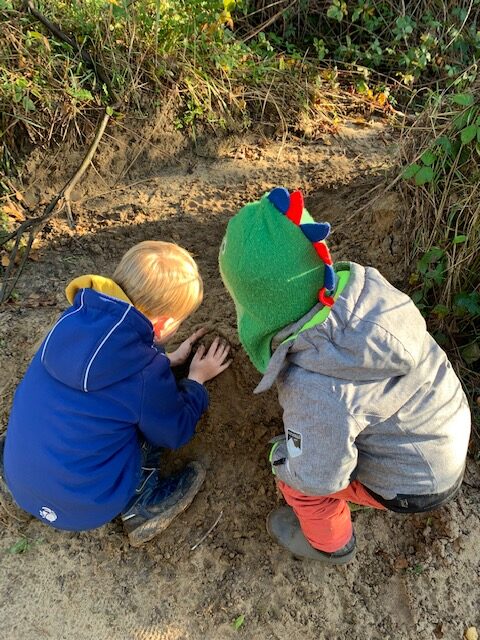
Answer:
[{"left": 398, "top": 77, "right": 480, "bottom": 448}]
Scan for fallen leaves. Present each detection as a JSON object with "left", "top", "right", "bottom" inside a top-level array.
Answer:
[{"left": 2, "top": 201, "right": 25, "bottom": 222}]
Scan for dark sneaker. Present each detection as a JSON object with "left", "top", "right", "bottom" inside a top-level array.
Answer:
[
  {"left": 266, "top": 505, "right": 356, "bottom": 564},
  {"left": 122, "top": 461, "right": 206, "bottom": 547}
]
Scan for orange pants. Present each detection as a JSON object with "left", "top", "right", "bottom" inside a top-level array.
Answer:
[{"left": 278, "top": 480, "right": 386, "bottom": 553}]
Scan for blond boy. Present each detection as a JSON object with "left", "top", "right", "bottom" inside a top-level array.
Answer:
[{"left": 2, "top": 241, "right": 230, "bottom": 546}]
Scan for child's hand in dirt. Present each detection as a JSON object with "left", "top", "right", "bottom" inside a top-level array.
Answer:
[
  {"left": 167, "top": 327, "right": 208, "bottom": 367},
  {"left": 188, "top": 337, "right": 232, "bottom": 384}
]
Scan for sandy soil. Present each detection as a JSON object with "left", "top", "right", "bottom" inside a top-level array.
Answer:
[{"left": 0, "top": 118, "right": 479, "bottom": 640}]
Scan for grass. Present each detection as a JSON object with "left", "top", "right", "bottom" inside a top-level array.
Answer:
[{"left": 399, "top": 76, "right": 480, "bottom": 448}]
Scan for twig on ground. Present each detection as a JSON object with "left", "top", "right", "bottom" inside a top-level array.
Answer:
[
  {"left": 0, "top": 109, "right": 110, "bottom": 304},
  {"left": 60, "top": 109, "right": 111, "bottom": 226},
  {"left": 190, "top": 511, "right": 223, "bottom": 551}
]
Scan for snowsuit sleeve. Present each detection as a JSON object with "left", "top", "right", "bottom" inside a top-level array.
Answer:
[
  {"left": 138, "top": 355, "right": 209, "bottom": 449},
  {"left": 273, "top": 367, "right": 362, "bottom": 495}
]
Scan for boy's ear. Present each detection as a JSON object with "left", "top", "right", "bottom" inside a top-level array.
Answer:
[{"left": 152, "top": 316, "right": 176, "bottom": 339}]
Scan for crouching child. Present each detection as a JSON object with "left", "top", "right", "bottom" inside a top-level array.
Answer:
[
  {"left": 219, "top": 187, "right": 470, "bottom": 564},
  {"left": 2, "top": 241, "right": 231, "bottom": 546}
]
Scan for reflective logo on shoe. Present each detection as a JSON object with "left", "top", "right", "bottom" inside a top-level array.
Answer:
[
  {"left": 287, "top": 429, "right": 302, "bottom": 458},
  {"left": 39, "top": 506, "right": 57, "bottom": 522}
]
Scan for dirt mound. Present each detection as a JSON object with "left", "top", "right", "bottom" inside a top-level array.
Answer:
[{"left": 1, "top": 119, "right": 478, "bottom": 640}]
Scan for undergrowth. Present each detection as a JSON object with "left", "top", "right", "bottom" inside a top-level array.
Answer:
[
  {"left": 400, "top": 79, "right": 480, "bottom": 446},
  {"left": 0, "top": 0, "right": 381, "bottom": 188},
  {"left": 240, "top": 0, "right": 480, "bottom": 87}
]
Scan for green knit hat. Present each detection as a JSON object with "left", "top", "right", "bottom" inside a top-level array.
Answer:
[{"left": 219, "top": 187, "right": 336, "bottom": 373}]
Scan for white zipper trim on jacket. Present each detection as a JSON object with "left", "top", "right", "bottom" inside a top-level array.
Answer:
[
  {"left": 83, "top": 304, "right": 132, "bottom": 392},
  {"left": 41, "top": 289, "right": 86, "bottom": 363}
]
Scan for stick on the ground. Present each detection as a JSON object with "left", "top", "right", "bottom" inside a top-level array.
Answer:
[
  {"left": 60, "top": 109, "right": 111, "bottom": 227},
  {"left": 190, "top": 511, "right": 223, "bottom": 551},
  {"left": 0, "top": 2, "right": 118, "bottom": 304},
  {"left": 0, "top": 109, "right": 111, "bottom": 304}
]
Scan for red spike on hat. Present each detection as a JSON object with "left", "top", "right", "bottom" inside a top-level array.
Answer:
[
  {"left": 285, "top": 190, "right": 304, "bottom": 225},
  {"left": 313, "top": 241, "right": 333, "bottom": 265}
]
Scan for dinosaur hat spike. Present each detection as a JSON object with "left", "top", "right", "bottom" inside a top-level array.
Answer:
[{"left": 267, "top": 187, "right": 336, "bottom": 307}]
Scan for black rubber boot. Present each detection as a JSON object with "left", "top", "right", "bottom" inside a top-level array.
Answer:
[
  {"left": 122, "top": 461, "right": 206, "bottom": 547},
  {"left": 266, "top": 505, "right": 356, "bottom": 564}
]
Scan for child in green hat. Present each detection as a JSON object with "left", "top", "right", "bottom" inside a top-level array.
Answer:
[{"left": 219, "top": 187, "right": 471, "bottom": 564}]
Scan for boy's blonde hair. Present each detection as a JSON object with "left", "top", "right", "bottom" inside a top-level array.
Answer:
[{"left": 113, "top": 241, "right": 203, "bottom": 321}]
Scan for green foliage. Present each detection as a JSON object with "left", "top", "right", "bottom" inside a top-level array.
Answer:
[
  {"left": 402, "top": 87, "right": 480, "bottom": 375},
  {"left": 232, "top": 615, "right": 245, "bottom": 630},
  {"left": 1, "top": 0, "right": 347, "bottom": 170},
  {"left": 6, "top": 536, "right": 43, "bottom": 554},
  {"left": 243, "top": 0, "right": 480, "bottom": 88}
]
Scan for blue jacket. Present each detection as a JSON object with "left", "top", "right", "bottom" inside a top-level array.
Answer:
[{"left": 4, "top": 288, "right": 208, "bottom": 531}]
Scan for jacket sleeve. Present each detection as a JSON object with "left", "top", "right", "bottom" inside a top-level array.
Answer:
[
  {"left": 273, "top": 368, "right": 362, "bottom": 495},
  {"left": 138, "top": 354, "right": 209, "bottom": 449}
]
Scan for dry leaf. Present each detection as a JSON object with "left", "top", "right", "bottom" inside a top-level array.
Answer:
[
  {"left": 22, "top": 294, "right": 57, "bottom": 308},
  {"left": 393, "top": 556, "right": 409, "bottom": 570},
  {"left": 376, "top": 92, "right": 389, "bottom": 107},
  {"left": 3, "top": 201, "right": 24, "bottom": 221},
  {"left": 433, "top": 622, "right": 444, "bottom": 638},
  {"left": 1, "top": 254, "right": 10, "bottom": 267},
  {"left": 464, "top": 628, "right": 478, "bottom": 640},
  {"left": 352, "top": 117, "right": 368, "bottom": 126}
]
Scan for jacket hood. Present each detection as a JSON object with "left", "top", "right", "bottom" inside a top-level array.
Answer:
[
  {"left": 65, "top": 274, "right": 132, "bottom": 306},
  {"left": 256, "top": 262, "right": 427, "bottom": 393},
  {"left": 40, "top": 288, "right": 158, "bottom": 392}
]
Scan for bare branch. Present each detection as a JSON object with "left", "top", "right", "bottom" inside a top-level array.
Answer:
[{"left": 0, "top": 110, "right": 111, "bottom": 304}]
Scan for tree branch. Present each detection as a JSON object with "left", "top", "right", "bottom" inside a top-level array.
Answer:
[
  {"left": 0, "top": 110, "right": 111, "bottom": 304},
  {"left": 0, "top": 4, "right": 120, "bottom": 304}
]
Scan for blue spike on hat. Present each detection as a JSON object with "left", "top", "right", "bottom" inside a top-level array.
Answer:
[
  {"left": 267, "top": 187, "right": 290, "bottom": 214},
  {"left": 301, "top": 222, "right": 331, "bottom": 242}
]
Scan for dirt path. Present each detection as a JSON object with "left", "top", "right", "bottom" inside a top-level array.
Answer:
[{"left": 1, "top": 120, "right": 479, "bottom": 640}]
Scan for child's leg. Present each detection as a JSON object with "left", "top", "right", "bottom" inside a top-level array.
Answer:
[{"left": 277, "top": 480, "right": 385, "bottom": 553}]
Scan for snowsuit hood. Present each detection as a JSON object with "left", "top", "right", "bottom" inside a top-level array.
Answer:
[{"left": 256, "top": 261, "right": 426, "bottom": 392}]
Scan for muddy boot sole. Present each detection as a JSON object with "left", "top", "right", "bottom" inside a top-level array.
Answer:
[
  {"left": 125, "top": 462, "right": 206, "bottom": 548},
  {"left": 266, "top": 505, "right": 356, "bottom": 565}
]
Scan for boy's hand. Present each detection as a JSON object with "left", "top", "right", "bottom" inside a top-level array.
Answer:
[
  {"left": 188, "top": 337, "right": 232, "bottom": 385},
  {"left": 167, "top": 327, "right": 208, "bottom": 367}
]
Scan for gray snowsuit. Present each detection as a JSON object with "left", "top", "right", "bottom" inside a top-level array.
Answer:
[{"left": 257, "top": 262, "right": 470, "bottom": 509}]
